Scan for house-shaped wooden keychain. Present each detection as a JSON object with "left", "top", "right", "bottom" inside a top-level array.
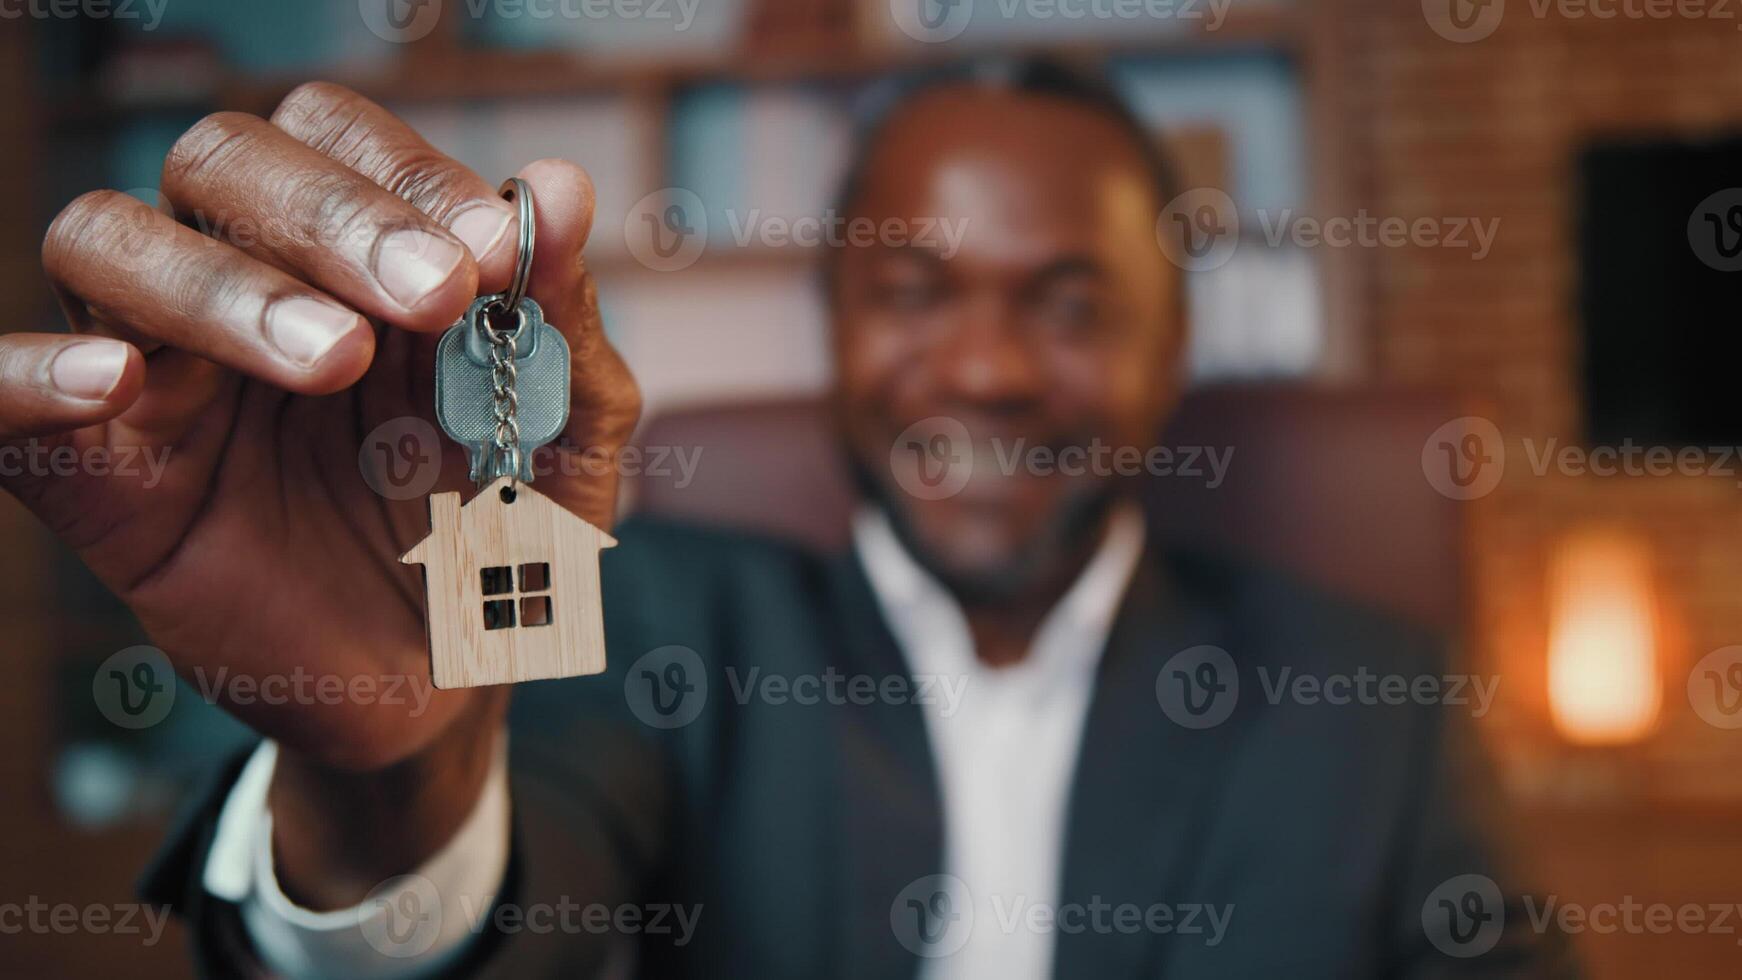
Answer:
[{"left": 400, "top": 477, "right": 617, "bottom": 689}]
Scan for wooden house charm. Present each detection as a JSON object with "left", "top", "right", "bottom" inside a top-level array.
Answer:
[{"left": 400, "top": 477, "right": 616, "bottom": 689}]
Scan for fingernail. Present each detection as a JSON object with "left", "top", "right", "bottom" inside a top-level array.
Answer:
[
  {"left": 375, "top": 229, "right": 467, "bottom": 310},
  {"left": 268, "top": 296, "right": 363, "bottom": 368},
  {"left": 450, "top": 202, "right": 515, "bottom": 263},
  {"left": 50, "top": 342, "right": 128, "bottom": 400}
]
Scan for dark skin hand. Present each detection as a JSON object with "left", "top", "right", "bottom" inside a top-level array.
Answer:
[
  {"left": 13, "top": 82, "right": 1172, "bottom": 911},
  {"left": 830, "top": 87, "right": 1184, "bottom": 665},
  {"left": 17, "top": 82, "right": 640, "bottom": 908}
]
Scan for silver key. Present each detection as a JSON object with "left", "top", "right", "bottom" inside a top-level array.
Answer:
[{"left": 435, "top": 295, "right": 570, "bottom": 483}]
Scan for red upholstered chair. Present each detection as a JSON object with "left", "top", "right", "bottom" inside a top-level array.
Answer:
[{"left": 627, "top": 386, "right": 1467, "bottom": 631}]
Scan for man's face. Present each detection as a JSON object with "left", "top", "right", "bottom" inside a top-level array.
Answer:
[{"left": 832, "top": 86, "right": 1183, "bottom": 598}]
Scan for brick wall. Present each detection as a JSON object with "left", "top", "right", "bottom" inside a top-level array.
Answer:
[{"left": 1330, "top": 1, "right": 1742, "bottom": 798}]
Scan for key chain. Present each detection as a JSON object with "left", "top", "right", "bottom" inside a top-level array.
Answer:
[{"left": 400, "top": 178, "right": 617, "bottom": 689}]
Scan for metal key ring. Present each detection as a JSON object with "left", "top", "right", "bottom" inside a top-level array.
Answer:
[{"left": 498, "top": 176, "right": 536, "bottom": 315}]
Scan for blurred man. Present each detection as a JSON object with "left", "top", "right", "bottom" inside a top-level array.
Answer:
[{"left": 10, "top": 60, "right": 1573, "bottom": 977}]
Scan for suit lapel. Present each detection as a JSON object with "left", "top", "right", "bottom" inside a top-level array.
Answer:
[
  {"left": 1053, "top": 554, "right": 1245, "bottom": 979},
  {"left": 825, "top": 550, "right": 945, "bottom": 980}
]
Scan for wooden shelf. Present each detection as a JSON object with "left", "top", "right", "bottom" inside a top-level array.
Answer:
[{"left": 47, "top": 5, "right": 1300, "bottom": 128}]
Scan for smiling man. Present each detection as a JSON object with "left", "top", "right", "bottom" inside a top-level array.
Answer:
[{"left": 8, "top": 59, "right": 1573, "bottom": 977}]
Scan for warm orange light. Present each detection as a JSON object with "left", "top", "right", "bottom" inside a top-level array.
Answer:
[{"left": 1545, "top": 529, "right": 1661, "bottom": 745}]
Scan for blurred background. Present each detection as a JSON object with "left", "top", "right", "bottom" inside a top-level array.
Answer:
[{"left": 4, "top": 0, "right": 1742, "bottom": 975}]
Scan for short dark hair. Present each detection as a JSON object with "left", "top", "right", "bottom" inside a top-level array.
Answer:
[{"left": 832, "top": 56, "right": 1182, "bottom": 220}]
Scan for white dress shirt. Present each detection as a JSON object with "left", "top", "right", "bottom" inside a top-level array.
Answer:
[{"left": 203, "top": 504, "right": 1145, "bottom": 979}]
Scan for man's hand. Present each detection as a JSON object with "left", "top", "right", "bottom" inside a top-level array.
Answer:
[{"left": 14, "top": 82, "right": 641, "bottom": 905}]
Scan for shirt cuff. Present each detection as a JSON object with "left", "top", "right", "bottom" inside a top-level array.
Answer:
[{"left": 202, "top": 737, "right": 512, "bottom": 980}]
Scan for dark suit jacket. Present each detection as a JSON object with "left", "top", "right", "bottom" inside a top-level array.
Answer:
[{"left": 143, "top": 517, "right": 1576, "bottom": 978}]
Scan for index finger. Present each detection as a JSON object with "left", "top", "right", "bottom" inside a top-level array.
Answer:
[{"left": 271, "top": 82, "right": 522, "bottom": 292}]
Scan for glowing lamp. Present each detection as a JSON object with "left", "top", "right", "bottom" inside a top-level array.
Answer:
[{"left": 1545, "top": 529, "right": 1661, "bottom": 745}]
